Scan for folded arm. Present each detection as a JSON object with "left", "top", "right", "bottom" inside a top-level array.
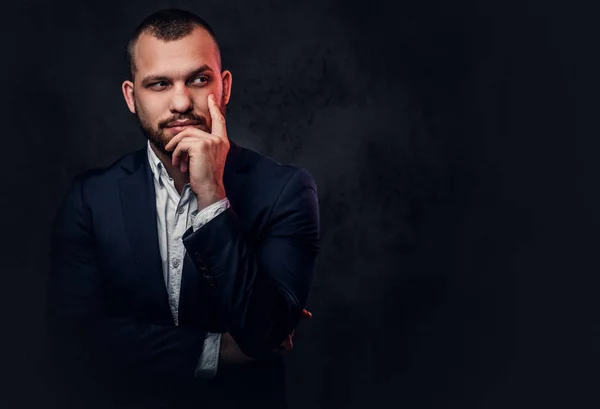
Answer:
[{"left": 182, "top": 168, "right": 320, "bottom": 359}]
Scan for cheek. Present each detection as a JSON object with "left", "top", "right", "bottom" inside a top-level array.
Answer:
[
  {"left": 193, "top": 90, "right": 211, "bottom": 109},
  {"left": 138, "top": 99, "right": 164, "bottom": 125},
  {"left": 192, "top": 96, "right": 211, "bottom": 118}
]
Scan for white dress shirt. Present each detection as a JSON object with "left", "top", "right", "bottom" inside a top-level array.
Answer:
[{"left": 146, "top": 140, "right": 229, "bottom": 379}]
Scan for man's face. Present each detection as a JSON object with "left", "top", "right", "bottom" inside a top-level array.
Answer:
[{"left": 123, "top": 26, "right": 231, "bottom": 157}]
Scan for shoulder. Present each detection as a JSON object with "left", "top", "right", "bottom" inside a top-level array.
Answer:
[
  {"left": 229, "top": 143, "right": 319, "bottom": 233},
  {"left": 62, "top": 146, "right": 145, "bottom": 200}
]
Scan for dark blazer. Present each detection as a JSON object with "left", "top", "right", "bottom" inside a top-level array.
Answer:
[{"left": 45, "top": 140, "right": 320, "bottom": 409}]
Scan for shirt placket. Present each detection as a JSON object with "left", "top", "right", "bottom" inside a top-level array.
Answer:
[{"left": 164, "top": 176, "right": 193, "bottom": 326}]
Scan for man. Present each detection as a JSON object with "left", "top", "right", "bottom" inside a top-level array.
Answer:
[{"left": 46, "top": 8, "right": 319, "bottom": 409}]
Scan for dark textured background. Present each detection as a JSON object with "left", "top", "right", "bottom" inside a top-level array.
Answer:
[{"left": 2, "top": 0, "right": 597, "bottom": 408}]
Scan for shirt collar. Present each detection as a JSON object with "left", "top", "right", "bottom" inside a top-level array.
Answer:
[{"left": 146, "top": 141, "right": 193, "bottom": 198}]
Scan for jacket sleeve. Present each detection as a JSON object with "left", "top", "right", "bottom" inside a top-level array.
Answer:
[
  {"left": 45, "top": 174, "right": 207, "bottom": 387},
  {"left": 181, "top": 168, "right": 320, "bottom": 359}
]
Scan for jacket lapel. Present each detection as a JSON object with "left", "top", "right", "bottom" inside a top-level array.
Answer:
[{"left": 118, "top": 145, "right": 173, "bottom": 325}]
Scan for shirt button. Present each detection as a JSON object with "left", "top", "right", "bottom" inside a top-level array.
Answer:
[
  {"left": 177, "top": 206, "right": 185, "bottom": 214},
  {"left": 172, "top": 259, "right": 180, "bottom": 268}
]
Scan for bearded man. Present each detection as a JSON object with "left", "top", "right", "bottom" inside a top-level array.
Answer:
[{"left": 46, "top": 8, "right": 319, "bottom": 409}]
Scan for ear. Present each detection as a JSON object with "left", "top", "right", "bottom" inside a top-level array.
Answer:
[
  {"left": 221, "top": 70, "right": 232, "bottom": 105},
  {"left": 121, "top": 80, "right": 136, "bottom": 114}
]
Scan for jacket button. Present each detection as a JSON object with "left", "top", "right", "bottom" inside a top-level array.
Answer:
[{"left": 202, "top": 273, "right": 215, "bottom": 286}]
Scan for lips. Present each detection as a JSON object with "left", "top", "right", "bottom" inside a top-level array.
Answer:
[
  {"left": 165, "top": 120, "right": 203, "bottom": 133},
  {"left": 166, "top": 120, "right": 200, "bottom": 127}
]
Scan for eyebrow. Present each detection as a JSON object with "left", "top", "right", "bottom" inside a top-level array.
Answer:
[{"left": 140, "top": 64, "right": 214, "bottom": 86}]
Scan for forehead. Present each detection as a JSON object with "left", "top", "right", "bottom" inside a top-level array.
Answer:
[{"left": 133, "top": 26, "right": 219, "bottom": 76}]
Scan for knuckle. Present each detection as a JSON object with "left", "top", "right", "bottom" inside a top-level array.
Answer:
[{"left": 200, "top": 140, "right": 211, "bottom": 151}]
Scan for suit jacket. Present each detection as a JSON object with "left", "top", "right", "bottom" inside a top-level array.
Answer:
[{"left": 45, "top": 140, "right": 320, "bottom": 409}]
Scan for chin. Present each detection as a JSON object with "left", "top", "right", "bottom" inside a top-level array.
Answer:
[
  {"left": 156, "top": 141, "right": 173, "bottom": 159},
  {"left": 147, "top": 133, "right": 173, "bottom": 159}
]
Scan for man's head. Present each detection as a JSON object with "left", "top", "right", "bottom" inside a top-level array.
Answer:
[{"left": 122, "top": 9, "right": 232, "bottom": 157}]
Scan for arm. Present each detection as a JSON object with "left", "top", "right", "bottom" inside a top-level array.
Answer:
[
  {"left": 46, "top": 174, "right": 207, "bottom": 386},
  {"left": 189, "top": 199, "right": 228, "bottom": 378},
  {"left": 182, "top": 168, "right": 320, "bottom": 359}
]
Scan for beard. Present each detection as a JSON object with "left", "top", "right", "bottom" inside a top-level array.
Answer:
[{"left": 134, "top": 94, "right": 227, "bottom": 158}]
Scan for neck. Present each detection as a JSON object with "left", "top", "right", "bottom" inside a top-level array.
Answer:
[{"left": 150, "top": 142, "right": 190, "bottom": 195}]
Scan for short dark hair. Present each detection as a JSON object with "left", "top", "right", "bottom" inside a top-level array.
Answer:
[{"left": 127, "top": 8, "right": 222, "bottom": 80}]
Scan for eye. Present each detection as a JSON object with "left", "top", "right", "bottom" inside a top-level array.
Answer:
[
  {"left": 150, "top": 81, "right": 168, "bottom": 89},
  {"left": 191, "top": 76, "right": 209, "bottom": 85}
]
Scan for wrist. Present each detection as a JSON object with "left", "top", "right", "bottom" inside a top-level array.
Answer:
[
  {"left": 220, "top": 333, "right": 254, "bottom": 365},
  {"left": 195, "top": 188, "right": 226, "bottom": 211}
]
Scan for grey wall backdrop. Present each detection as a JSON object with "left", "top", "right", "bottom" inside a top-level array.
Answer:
[{"left": 2, "top": 0, "right": 597, "bottom": 408}]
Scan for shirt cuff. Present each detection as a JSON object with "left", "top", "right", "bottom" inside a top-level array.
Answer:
[
  {"left": 194, "top": 332, "right": 223, "bottom": 379},
  {"left": 191, "top": 197, "right": 230, "bottom": 232}
]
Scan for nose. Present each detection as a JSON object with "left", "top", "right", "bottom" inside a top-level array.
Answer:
[{"left": 169, "top": 83, "right": 193, "bottom": 113}]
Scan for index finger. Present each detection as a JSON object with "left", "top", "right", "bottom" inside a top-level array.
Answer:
[{"left": 208, "top": 93, "right": 228, "bottom": 142}]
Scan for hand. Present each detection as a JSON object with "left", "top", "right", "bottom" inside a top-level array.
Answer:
[
  {"left": 272, "top": 308, "right": 313, "bottom": 355},
  {"left": 219, "top": 332, "right": 254, "bottom": 365},
  {"left": 300, "top": 308, "right": 313, "bottom": 320},
  {"left": 164, "top": 94, "right": 230, "bottom": 210}
]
